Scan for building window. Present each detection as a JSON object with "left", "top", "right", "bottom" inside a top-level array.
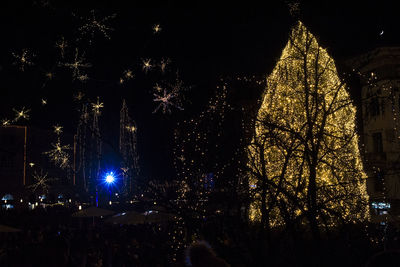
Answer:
[
  {"left": 371, "top": 201, "right": 390, "bottom": 215},
  {"left": 374, "top": 170, "right": 385, "bottom": 192},
  {"left": 370, "top": 97, "right": 380, "bottom": 117},
  {"left": 0, "top": 156, "right": 14, "bottom": 169},
  {"left": 372, "top": 132, "right": 383, "bottom": 153}
]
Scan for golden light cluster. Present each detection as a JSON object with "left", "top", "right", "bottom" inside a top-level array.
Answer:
[{"left": 248, "top": 21, "right": 369, "bottom": 226}]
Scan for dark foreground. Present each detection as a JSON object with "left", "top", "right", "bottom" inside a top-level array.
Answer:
[{"left": 0, "top": 206, "right": 398, "bottom": 266}]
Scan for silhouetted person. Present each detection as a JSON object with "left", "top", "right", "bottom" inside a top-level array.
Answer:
[
  {"left": 185, "top": 240, "right": 230, "bottom": 267},
  {"left": 365, "top": 249, "right": 400, "bottom": 267}
]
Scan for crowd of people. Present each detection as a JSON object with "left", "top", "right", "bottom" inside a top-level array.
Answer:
[
  {"left": 2, "top": 205, "right": 400, "bottom": 266},
  {"left": 0, "top": 205, "right": 236, "bottom": 266}
]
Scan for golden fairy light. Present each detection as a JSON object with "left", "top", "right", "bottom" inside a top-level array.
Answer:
[
  {"left": 45, "top": 72, "right": 54, "bottom": 80},
  {"left": 125, "top": 125, "right": 136, "bottom": 132},
  {"left": 248, "top": 21, "right": 369, "bottom": 227}
]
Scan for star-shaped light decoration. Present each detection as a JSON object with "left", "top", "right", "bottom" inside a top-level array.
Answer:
[
  {"left": 287, "top": 1, "right": 300, "bottom": 16},
  {"left": 74, "top": 92, "right": 85, "bottom": 101},
  {"left": 28, "top": 170, "right": 55, "bottom": 193},
  {"left": 142, "top": 59, "right": 152, "bottom": 73},
  {"left": 121, "top": 167, "right": 129, "bottom": 174},
  {"left": 77, "top": 9, "right": 116, "bottom": 44},
  {"left": 120, "top": 69, "right": 134, "bottom": 84},
  {"left": 44, "top": 140, "right": 71, "bottom": 169},
  {"left": 91, "top": 97, "right": 104, "bottom": 115},
  {"left": 12, "top": 49, "right": 35, "bottom": 71},
  {"left": 2, "top": 119, "right": 11, "bottom": 126},
  {"left": 60, "top": 48, "right": 92, "bottom": 80},
  {"left": 152, "top": 89, "right": 184, "bottom": 114},
  {"left": 153, "top": 24, "right": 162, "bottom": 34},
  {"left": 53, "top": 125, "right": 63, "bottom": 135},
  {"left": 153, "top": 83, "right": 163, "bottom": 92},
  {"left": 13, "top": 107, "right": 30, "bottom": 122},
  {"left": 159, "top": 58, "right": 170, "bottom": 73},
  {"left": 55, "top": 37, "right": 68, "bottom": 58},
  {"left": 77, "top": 74, "right": 89, "bottom": 82}
]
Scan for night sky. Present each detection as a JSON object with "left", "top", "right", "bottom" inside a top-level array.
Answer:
[{"left": 0, "top": 1, "right": 399, "bottom": 180}]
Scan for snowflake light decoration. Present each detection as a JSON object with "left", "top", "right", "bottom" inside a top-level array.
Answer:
[
  {"left": 29, "top": 170, "right": 54, "bottom": 193},
  {"left": 91, "top": 97, "right": 104, "bottom": 115},
  {"left": 142, "top": 59, "right": 152, "bottom": 73},
  {"left": 159, "top": 58, "right": 170, "bottom": 73},
  {"left": 78, "top": 9, "right": 116, "bottom": 43},
  {"left": 153, "top": 76, "right": 188, "bottom": 114},
  {"left": 77, "top": 74, "right": 89, "bottom": 82},
  {"left": 152, "top": 89, "right": 183, "bottom": 114},
  {"left": 12, "top": 49, "right": 34, "bottom": 71},
  {"left": 60, "top": 48, "right": 91, "bottom": 80},
  {"left": 74, "top": 92, "right": 85, "bottom": 101},
  {"left": 154, "top": 83, "right": 163, "bottom": 92},
  {"left": 124, "top": 69, "right": 134, "bottom": 79},
  {"left": 53, "top": 125, "right": 63, "bottom": 135},
  {"left": 44, "top": 140, "right": 71, "bottom": 169},
  {"left": 13, "top": 107, "right": 30, "bottom": 122},
  {"left": 120, "top": 69, "right": 134, "bottom": 84},
  {"left": 287, "top": 1, "right": 300, "bottom": 16},
  {"left": 55, "top": 36, "right": 68, "bottom": 58}
]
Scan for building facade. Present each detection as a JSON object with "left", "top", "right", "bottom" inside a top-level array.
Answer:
[
  {"left": 0, "top": 126, "right": 27, "bottom": 195},
  {"left": 350, "top": 47, "right": 400, "bottom": 219},
  {"left": 0, "top": 125, "right": 74, "bottom": 205}
]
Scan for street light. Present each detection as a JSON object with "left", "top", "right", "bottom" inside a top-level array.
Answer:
[{"left": 105, "top": 172, "right": 115, "bottom": 184}]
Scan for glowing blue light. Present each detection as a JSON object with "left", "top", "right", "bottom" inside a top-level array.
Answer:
[{"left": 105, "top": 172, "right": 115, "bottom": 184}]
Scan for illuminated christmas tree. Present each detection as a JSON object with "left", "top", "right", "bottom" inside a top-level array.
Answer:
[
  {"left": 248, "top": 21, "right": 369, "bottom": 236},
  {"left": 119, "top": 99, "right": 139, "bottom": 197}
]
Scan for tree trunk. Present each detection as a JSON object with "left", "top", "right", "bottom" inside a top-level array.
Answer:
[{"left": 308, "top": 165, "right": 320, "bottom": 240}]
